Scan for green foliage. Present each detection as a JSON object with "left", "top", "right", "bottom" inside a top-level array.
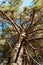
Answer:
[
  {"left": 0, "top": 0, "right": 43, "bottom": 65},
  {"left": 0, "top": 0, "right": 24, "bottom": 19},
  {"left": 33, "top": 0, "right": 43, "bottom": 6}
]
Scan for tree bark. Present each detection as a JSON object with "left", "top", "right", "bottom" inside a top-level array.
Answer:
[{"left": 10, "top": 41, "right": 23, "bottom": 65}]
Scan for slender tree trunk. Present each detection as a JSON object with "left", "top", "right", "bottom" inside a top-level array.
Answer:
[{"left": 10, "top": 41, "right": 23, "bottom": 65}]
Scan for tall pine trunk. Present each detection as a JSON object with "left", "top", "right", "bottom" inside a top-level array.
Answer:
[{"left": 10, "top": 41, "right": 23, "bottom": 65}]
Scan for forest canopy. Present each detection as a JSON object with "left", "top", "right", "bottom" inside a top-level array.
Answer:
[{"left": 0, "top": 0, "right": 43, "bottom": 65}]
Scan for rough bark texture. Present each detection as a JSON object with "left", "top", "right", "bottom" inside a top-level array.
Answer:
[{"left": 10, "top": 41, "right": 23, "bottom": 65}]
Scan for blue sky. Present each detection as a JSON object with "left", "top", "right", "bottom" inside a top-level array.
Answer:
[
  {"left": 0, "top": 0, "right": 8, "bottom": 5},
  {"left": 22, "top": 0, "right": 34, "bottom": 7},
  {"left": 0, "top": 0, "right": 34, "bottom": 7}
]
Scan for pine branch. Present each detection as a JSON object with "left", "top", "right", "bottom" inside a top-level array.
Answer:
[
  {"left": 28, "top": 38, "right": 43, "bottom": 41},
  {"left": 28, "top": 29, "right": 43, "bottom": 34},
  {"left": 29, "top": 9, "right": 35, "bottom": 28},
  {"left": 29, "top": 43, "right": 38, "bottom": 50},
  {"left": 31, "top": 22, "right": 43, "bottom": 28},
  {"left": 0, "top": 11, "right": 23, "bottom": 34}
]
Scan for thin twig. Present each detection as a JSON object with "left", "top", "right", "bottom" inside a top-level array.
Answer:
[{"left": 29, "top": 43, "right": 38, "bottom": 50}]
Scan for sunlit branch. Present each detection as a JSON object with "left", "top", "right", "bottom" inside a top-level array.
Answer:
[
  {"left": 29, "top": 43, "right": 38, "bottom": 50},
  {"left": 25, "top": 41, "right": 38, "bottom": 50}
]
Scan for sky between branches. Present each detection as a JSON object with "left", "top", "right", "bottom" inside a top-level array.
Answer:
[{"left": 0, "top": 0, "right": 34, "bottom": 7}]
